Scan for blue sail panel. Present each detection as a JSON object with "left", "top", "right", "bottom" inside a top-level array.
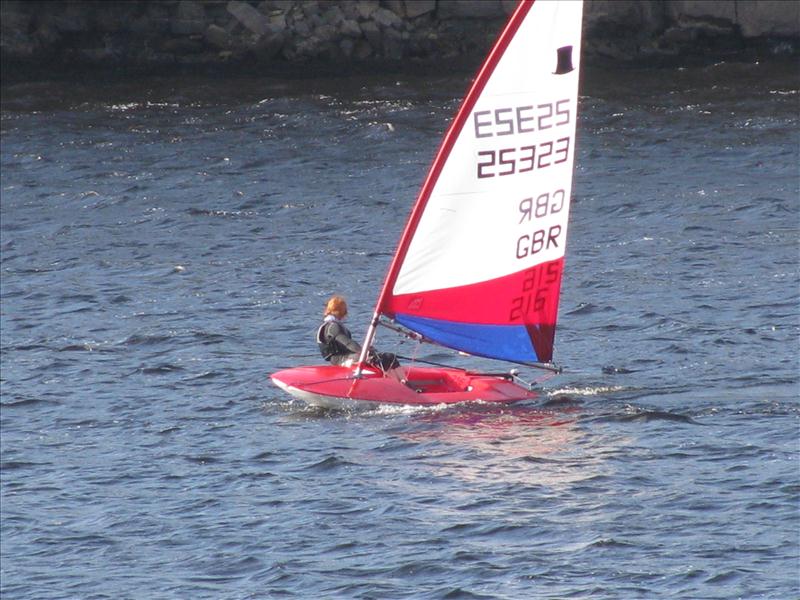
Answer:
[{"left": 395, "top": 314, "right": 545, "bottom": 364}]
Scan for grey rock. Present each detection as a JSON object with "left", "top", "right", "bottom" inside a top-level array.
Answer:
[
  {"left": 227, "top": 0, "right": 271, "bottom": 36},
  {"left": 382, "top": 37, "right": 403, "bottom": 59},
  {"left": 740, "top": 0, "right": 800, "bottom": 37},
  {"left": 172, "top": 0, "right": 207, "bottom": 36},
  {"left": 437, "top": 0, "right": 506, "bottom": 19},
  {"left": 0, "top": 4, "right": 31, "bottom": 36},
  {"left": 129, "top": 14, "right": 152, "bottom": 36},
  {"left": 322, "top": 5, "right": 345, "bottom": 26},
  {"left": 253, "top": 29, "right": 286, "bottom": 60},
  {"left": 404, "top": 0, "right": 436, "bottom": 19},
  {"left": 384, "top": 1, "right": 405, "bottom": 17},
  {"left": 340, "top": 19, "right": 362, "bottom": 38},
  {"left": 340, "top": 37, "right": 355, "bottom": 58},
  {"left": 205, "top": 24, "right": 232, "bottom": 49},
  {"left": 669, "top": 0, "right": 799, "bottom": 38},
  {"left": 356, "top": 1, "right": 380, "bottom": 21},
  {"left": 360, "top": 20, "right": 381, "bottom": 48},
  {"left": 314, "top": 23, "right": 336, "bottom": 43},
  {"left": 161, "top": 37, "right": 205, "bottom": 55},
  {"left": 340, "top": 1, "right": 361, "bottom": 20},
  {"left": 500, "top": 0, "right": 517, "bottom": 15},
  {"left": 95, "top": 4, "right": 136, "bottom": 33},
  {"left": 270, "top": 12, "right": 287, "bottom": 30},
  {"left": 294, "top": 18, "right": 312, "bottom": 38},
  {"left": 146, "top": 3, "right": 172, "bottom": 34},
  {"left": 40, "top": 5, "right": 89, "bottom": 34},
  {"left": 1, "top": 10, "right": 40, "bottom": 57},
  {"left": 301, "top": 1, "right": 320, "bottom": 18},
  {"left": 373, "top": 7, "right": 403, "bottom": 29},
  {"left": 354, "top": 39, "right": 373, "bottom": 59}
]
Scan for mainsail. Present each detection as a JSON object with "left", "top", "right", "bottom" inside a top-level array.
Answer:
[{"left": 364, "top": 0, "right": 583, "bottom": 366}]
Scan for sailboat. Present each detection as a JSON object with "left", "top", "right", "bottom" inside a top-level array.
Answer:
[{"left": 271, "top": 0, "right": 583, "bottom": 409}]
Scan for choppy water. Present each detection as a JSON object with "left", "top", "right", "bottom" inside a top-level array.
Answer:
[{"left": 1, "top": 60, "right": 798, "bottom": 599}]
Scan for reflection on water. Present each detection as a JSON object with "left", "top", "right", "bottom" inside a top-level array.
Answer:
[{"left": 400, "top": 403, "right": 623, "bottom": 491}]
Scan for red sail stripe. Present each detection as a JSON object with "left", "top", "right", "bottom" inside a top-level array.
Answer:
[{"left": 385, "top": 257, "right": 563, "bottom": 327}]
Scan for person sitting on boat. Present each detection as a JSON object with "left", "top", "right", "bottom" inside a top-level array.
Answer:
[{"left": 317, "top": 295, "right": 399, "bottom": 371}]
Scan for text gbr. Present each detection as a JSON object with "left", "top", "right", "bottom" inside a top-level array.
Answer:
[{"left": 516, "top": 189, "right": 565, "bottom": 259}]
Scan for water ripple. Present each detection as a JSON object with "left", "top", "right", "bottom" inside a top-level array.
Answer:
[{"left": 1, "top": 64, "right": 798, "bottom": 600}]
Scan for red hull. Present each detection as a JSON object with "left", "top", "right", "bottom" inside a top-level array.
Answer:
[{"left": 270, "top": 364, "right": 537, "bottom": 409}]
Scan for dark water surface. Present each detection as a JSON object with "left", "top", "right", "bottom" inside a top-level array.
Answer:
[{"left": 2, "top": 61, "right": 798, "bottom": 599}]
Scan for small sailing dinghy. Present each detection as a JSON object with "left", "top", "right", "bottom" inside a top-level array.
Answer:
[{"left": 272, "top": 0, "right": 583, "bottom": 409}]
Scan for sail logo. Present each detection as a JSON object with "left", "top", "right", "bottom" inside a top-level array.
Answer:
[{"left": 554, "top": 46, "right": 574, "bottom": 75}]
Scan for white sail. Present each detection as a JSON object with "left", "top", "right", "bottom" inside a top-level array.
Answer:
[{"left": 374, "top": 0, "right": 583, "bottom": 364}]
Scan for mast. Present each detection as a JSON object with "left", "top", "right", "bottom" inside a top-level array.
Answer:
[{"left": 355, "top": 0, "right": 536, "bottom": 373}]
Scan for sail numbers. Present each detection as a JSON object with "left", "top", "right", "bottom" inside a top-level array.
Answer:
[
  {"left": 472, "top": 99, "right": 573, "bottom": 179},
  {"left": 509, "top": 261, "right": 561, "bottom": 321},
  {"left": 477, "top": 138, "right": 570, "bottom": 178},
  {"left": 473, "top": 101, "right": 570, "bottom": 137}
]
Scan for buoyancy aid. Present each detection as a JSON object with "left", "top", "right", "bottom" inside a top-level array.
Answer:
[
  {"left": 316, "top": 320, "right": 335, "bottom": 360},
  {"left": 316, "top": 316, "right": 353, "bottom": 361}
]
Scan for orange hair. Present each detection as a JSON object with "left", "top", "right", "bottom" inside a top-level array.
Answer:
[{"left": 324, "top": 295, "right": 348, "bottom": 319}]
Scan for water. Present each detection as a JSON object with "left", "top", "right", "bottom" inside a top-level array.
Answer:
[{"left": 1, "top": 60, "right": 798, "bottom": 599}]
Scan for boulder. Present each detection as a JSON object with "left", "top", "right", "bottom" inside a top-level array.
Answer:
[
  {"left": 270, "top": 12, "right": 287, "bottom": 30},
  {"left": 353, "top": 39, "right": 373, "bottom": 60},
  {"left": 356, "top": 1, "right": 380, "bottom": 21},
  {"left": 322, "top": 4, "right": 345, "bottom": 26},
  {"left": 382, "top": 26, "right": 404, "bottom": 59},
  {"left": 360, "top": 20, "right": 381, "bottom": 48},
  {"left": 314, "top": 23, "right": 336, "bottom": 43},
  {"left": 161, "top": 37, "right": 204, "bottom": 54},
  {"left": 172, "top": 0, "right": 207, "bottom": 36},
  {"left": 340, "top": 19, "right": 362, "bottom": 38},
  {"left": 253, "top": 29, "right": 286, "bottom": 60},
  {"left": 35, "top": 22, "right": 61, "bottom": 48},
  {"left": 384, "top": 1, "right": 405, "bottom": 17},
  {"left": 40, "top": 4, "right": 90, "bottom": 34},
  {"left": 372, "top": 7, "right": 403, "bottom": 29},
  {"left": 731, "top": 0, "right": 799, "bottom": 37},
  {"left": 294, "top": 17, "right": 312, "bottom": 38},
  {"left": 1, "top": 6, "right": 37, "bottom": 60},
  {"left": 0, "top": 4, "right": 32, "bottom": 43},
  {"left": 339, "top": 1, "right": 360, "bottom": 20},
  {"left": 340, "top": 37, "right": 355, "bottom": 58},
  {"left": 500, "top": 0, "right": 517, "bottom": 15},
  {"left": 227, "top": 0, "right": 271, "bottom": 36},
  {"left": 94, "top": 4, "right": 136, "bottom": 33},
  {"left": 129, "top": 14, "right": 152, "bottom": 36},
  {"left": 436, "top": 0, "right": 506, "bottom": 19},
  {"left": 585, "top": 0, "right": 651, "bottom": 32},
  {"left": 205, "top": 23, "right": 232, "bottom": 49},
  {"left": 146, "top": 3, "right": 171, "bottom": 33},
  {"left": 300, "top": 1, "right": 320, "bottom": 18},
  {"left": 403, "top": 0, "right": 435, "bottom": 19}
]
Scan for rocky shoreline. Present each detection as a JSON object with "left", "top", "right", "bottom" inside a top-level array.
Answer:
[{"left": 1, "top": 0, "right": 798, "bottom": 80}]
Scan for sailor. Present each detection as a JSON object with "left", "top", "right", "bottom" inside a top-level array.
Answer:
[{"left": 317, "top": 295, "right": 399, "bottom": 370}]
